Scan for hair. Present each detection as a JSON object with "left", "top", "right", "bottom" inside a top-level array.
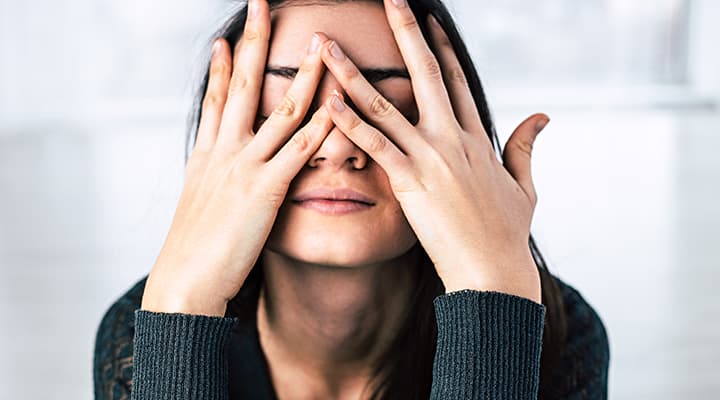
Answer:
[{"left": 185, "top": 1, "right": 568, "bottom": 398}]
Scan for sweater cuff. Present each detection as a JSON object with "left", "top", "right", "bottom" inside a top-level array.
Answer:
[
  {"left": 431, "top": 290, "right": 546, "bottom": 399},
  {"left": 131, "top": 310, "right": 239, "bottom": 400}
]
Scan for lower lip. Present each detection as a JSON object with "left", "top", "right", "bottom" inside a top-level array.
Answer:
[{"left": 293, "top": 199, "right": 374, "bottom": 215}]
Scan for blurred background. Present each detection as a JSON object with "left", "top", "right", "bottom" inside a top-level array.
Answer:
[{"left": 1, "top": 0, "right": 718, "bottom": 398}]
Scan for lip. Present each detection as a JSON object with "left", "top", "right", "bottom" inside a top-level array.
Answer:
[
  {"left": 292, "top": 188, "right": 376, "bottom": 205},
  {"left": 292, "top": 188, "right": 376, "bottom": 215}
]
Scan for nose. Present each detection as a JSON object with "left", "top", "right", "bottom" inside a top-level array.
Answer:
[{"left": 306, "top": 73, "right": 368, "bottom": 170}]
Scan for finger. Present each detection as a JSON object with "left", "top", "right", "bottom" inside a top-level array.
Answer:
[
  {"left": 267, "top": 106, "right": 334, "bottom": 180},
  {"left": 323, "top": 94, "right": 411, "bottom": 177},
  {"left": 426, "top": 14, "right": 486, "bottom": 139},
  {"left": 317, "top": 36, "right": 426, "bottom": 154},
  {"left": 217, "top": 0, "right": 270, "bottom": 148},
  {"left": 195, "top": 39, "right": 232, "bottom": 153},
  {"left": 502, "top": 113, "right": 549, "bottom": 205},
  {"left": 382, "top": 0, "right": 454, "bottom": 124},
  {"left": 250, "top": 33, "right": 326, "bottom": 161}
]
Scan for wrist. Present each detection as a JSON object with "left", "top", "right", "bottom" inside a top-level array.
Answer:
[
  {"left": 141, "top": 279, "right": 228, "bottom": 317},
  {"left": 439, "top": 249, "right": 541, "bottom": 303},
  {"left": 141, "top": 295, "right": 228, "bottom": 317}
]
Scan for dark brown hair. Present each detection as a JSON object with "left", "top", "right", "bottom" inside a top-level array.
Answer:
[{"left": 185, "top": 1, "right": 567, "bottom": 398}]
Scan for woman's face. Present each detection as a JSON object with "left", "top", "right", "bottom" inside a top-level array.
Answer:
[{"left": 261, "top": 1, "right": 421, "bottom": 267}]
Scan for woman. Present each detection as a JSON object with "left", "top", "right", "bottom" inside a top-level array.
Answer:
[{"left": 94, "top": 0, "right": 610, "bottom": 398}]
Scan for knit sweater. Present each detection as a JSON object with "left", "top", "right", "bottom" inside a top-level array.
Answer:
[{"left": 94, "top": 273, "right": 609, "bottom": 399}]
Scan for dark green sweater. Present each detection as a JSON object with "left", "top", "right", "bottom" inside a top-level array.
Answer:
[{"left": 94, "top": 274, "right": 609, "bottom": 399}]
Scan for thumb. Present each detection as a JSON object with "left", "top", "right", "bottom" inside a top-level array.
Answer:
[{"left": 501, "top": 113, "right": 549, "bottom": 205}]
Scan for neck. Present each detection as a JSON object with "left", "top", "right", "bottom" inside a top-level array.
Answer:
[{"left": 256, "top": 245, "right": 421, "bottom": 396}]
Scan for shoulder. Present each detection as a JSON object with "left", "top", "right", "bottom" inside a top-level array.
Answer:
[
  {"left": 93, "top": 276, "right": 148, "bottom": 399},
  {"left": 555, "top": 276, "right": 610, "bottom": 360},
  {"left": 548, "top": 275, "right": 610, "bottom": 398}
]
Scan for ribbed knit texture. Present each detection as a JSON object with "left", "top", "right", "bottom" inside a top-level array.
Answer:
[
  {"left": 95, "top": 275, "right": 609, "bottom": 399},
  {"left": 430, "top": 290, "right": 545, "bottom": 399},
  {"left": 131, "top": 311, "right": 238, "bottom": 400}
]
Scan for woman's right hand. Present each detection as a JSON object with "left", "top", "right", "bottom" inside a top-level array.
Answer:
[{"left": 141, "top": 0, "right": 331, "bottom": 317}]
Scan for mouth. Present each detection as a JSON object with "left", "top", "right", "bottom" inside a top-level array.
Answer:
[
  {"left": 291, "top": 187, "right": 376, "bottom": 215},
  {"left": 291, "top": 198, "right": 374, "bottom": 215}
]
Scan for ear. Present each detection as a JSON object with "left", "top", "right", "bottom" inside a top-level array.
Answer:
[{"left": 501, "top": 113, "right": 549, "bottom": 205}]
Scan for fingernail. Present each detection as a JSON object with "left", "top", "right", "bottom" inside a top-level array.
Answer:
[
  {"left": 329, "top": 41, "right": 345, "bottom": 60},
  {"left": 534, "top": 117, "right": 550, "bottom": 134},
  {"left": 247, "top": 0, "right": 258, "bottom": 20},
  {"left": 212, "top": 40, "right": 221, "bottom": 57},
  {"left": 392, "top": 0, "right": 407, "bottom": 8},
  {"left": 331, "top": 95, "right": 345, "bottom": 112},
  {"left": 308, "top": 33, "right": 321, "bottom": 54}
]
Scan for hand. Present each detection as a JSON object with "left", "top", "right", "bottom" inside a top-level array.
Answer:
[
  {"left": 141, "top": 1, "right": 334, "bottom": 316},
  {"left": 313, "top": 1, "right": 548, "bottom": 303}
]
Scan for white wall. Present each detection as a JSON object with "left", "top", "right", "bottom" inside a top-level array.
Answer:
[{"left": 1, "top": 1, "right": 718, "bottom": 399}]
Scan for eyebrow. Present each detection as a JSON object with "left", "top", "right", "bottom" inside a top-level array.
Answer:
[{"left": 265, "top": 64, "right": 410, "bottom": 82}]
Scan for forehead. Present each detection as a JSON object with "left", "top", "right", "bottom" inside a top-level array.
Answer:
[{"left": 268, "top": 2, "right": 405, "bottom": 68}]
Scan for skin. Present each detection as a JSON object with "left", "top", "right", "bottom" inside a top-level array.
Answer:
[
  {"left": 255, "top": 4, "right": 424, "bottom": 398},
  {"left": 141, "top": 0, "right": 549, "bottom": 398}
]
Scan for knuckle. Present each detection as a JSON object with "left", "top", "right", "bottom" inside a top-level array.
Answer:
[
  {"left": 368, "top": 94, "right": 394, "bottom": 118},
  {"left": 343, "top": 63, "right": 361, "bottom": 81},
  {"left": 368, "top": 95, "right": 393, "bottom": 117},
  {"left": 209, "top": 58, "right": 229, "bottom": 79},
  {"left": 228, "top": 72, "right": 250, "bottom": 95},
  {"left": 242, "top": 27, "right": 264, "bottom": 43},
  {"left": 298, "top": 58, "right": 316, "bottom": 75},
  {"left": 346, "top": 114, "right": 364, "bottom": 132},
  {"left": 437, "top": 33, "right": 452, "bottom": 49},
  {"left": 273, "top": 94, "right": 298, "bottom": 117},
  {"left": 448, "top": 66, "right": 467, "bottom": 86},
  {"left": 290, "top": 130, "right": 313, "bottom": 152},
  {"left": 365, "top": 130, "right": 387, "bottom": 153},
  {"left": 422, "top": 55, "right": 443, "bottom": 79},
  {"left": 203, "top": 92, "right": 224, "bottom": 109},
  {"left": 513, "top": 139, "right": 534, "bottom": 156},
  {"left": 399, "top": 14, "right": 420, "bottom": 33}
]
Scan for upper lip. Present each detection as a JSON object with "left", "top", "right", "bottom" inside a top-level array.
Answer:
[{"left": 292, "top": 188, "right": 376, "bottom": 205}]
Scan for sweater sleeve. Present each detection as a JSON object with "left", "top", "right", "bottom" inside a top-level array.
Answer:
[
  {"left": 130, "top": 310, "right": 239, "bottom": 400},
  {"left": 430, "top": 289, "right": 546, "bottom": 400}
]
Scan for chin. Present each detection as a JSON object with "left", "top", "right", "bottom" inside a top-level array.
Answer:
[
  {"left": 264, "top": 199, "right": 418, "bottom": 267},
  {"left": 264, "top": 224, "right": 418, "bottom": 269}
]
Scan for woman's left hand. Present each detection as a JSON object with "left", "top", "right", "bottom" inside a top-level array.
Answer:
[{"left": 316, "top": 0, "right": 548, "bottom": 303}]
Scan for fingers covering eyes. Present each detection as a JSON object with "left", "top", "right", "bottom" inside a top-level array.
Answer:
[
  {"left": 426, "top": 14, "right": 485, "bottom": 137},
  {"left": 383, "top": 1, "right": 454, "bottom": 122},
  {"left": 216, "top": 0, "right": 271, "bottom": 148},
  {"left": 196, "top": 39, "right": 232, "bottom": 152},
  {"left": 251, "top": 35, "right": 326, "bottom": 161}
]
